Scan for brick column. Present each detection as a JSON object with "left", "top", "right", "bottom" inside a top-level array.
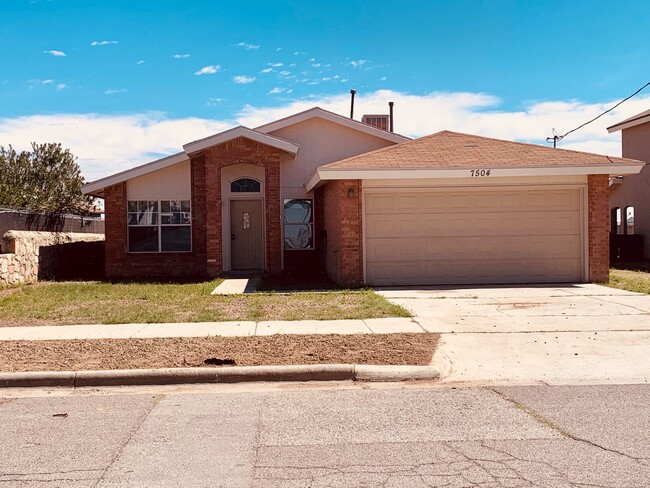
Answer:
[
  {"left": 322, "top": 179, "right": 363, "bottom": 287},
  {"left": 588, "top": 174, "right": 610, "bottom": 283},
  {"left": 265, "top": 159, "right": 282, "bottom": 275},
  {"left": 104, "top": 182, "right": 127, "bottom": 278}
]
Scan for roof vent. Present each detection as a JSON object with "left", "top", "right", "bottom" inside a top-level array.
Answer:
[{"left": 361, "top": 114, "right": 390, "bottom": 131}]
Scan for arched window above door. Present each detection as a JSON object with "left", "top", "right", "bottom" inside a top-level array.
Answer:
[{"left": 231, "top": 178, "right": 261, "bottom": 193}]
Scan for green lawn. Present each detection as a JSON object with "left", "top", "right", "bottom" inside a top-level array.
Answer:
[
  {"left": 609, "top": 266, "right": 650, "bottom": 295},
  {"left": 0, "top": 280, "right": 410, "bottom": 326}
]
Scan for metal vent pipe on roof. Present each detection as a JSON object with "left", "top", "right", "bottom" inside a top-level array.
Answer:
[
  {"left": 388, "top": 101, "right": 394, "bottom": 132},
  {"left": 350, "top": 89, "right": 356, "bottom": 119}
]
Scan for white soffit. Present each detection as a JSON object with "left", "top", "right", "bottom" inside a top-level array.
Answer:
[
  {"left": 183, "top": 126, "right": 299, "bottom": 155},
  {"left": 304, "top": 164, "right": 645, "bottom": 192},
  {"left": 255, "top": 107, "right": 410, "bottom": 144}
]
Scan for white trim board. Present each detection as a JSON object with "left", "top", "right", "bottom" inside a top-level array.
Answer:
[
  {"left": 305, "top": 164, "right": 644, "bottom": 191},
  {"left": 183, "top": 126, "right": 300, "bottom": 155}
]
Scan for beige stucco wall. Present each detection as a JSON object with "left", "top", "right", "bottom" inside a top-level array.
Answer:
[
  {"left": 269, "top": 117, "right": 396, "bottom": 199},
  {"left": 126, "top": 160, "right": 191, "bottom": 200},
  {"left": 609, "top": 123, "right": 650, "bottom": 257}
]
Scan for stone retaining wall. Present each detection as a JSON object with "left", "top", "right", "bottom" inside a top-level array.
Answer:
[{"left": 0, "top": 231, "right": 105, "bottom": 286}]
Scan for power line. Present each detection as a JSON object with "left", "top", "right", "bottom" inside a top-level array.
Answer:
[{"left": 546, "top": 80, "right": 650, "bottom": 147}]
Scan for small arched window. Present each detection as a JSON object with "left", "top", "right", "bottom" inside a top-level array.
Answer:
[{"left": 231, "top": 178, "right": 261, "bottom": 193}]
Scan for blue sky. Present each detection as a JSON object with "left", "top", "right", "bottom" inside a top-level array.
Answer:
[{"left": 1, "top": 0, "right": 649, "bottom": 180}]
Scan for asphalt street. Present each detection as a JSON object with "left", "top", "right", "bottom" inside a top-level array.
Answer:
[{"left": 1, "top": 382, "right": 649, "bottom": 487}]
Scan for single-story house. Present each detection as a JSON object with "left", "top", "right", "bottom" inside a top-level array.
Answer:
[
  {"left": 608, "top": 108, "right": 650, "bottom": 258},
  {"left": 83, "top": 106, "right": 644, "bottom": 286}
]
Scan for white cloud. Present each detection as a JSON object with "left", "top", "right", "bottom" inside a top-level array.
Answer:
[
  {"left": 260, "top": 68, "right": 273, "bottom": 73},
  {"left": 136, "top": 60, "right": 145, "bottom": 65},
  {"left": 309, "top": 58, "right": 316, "bottom": 62},
  {"left": 349, "top": 59, "right": 367, "bottom": 68},
  {"left": 276, "top": 47, "right": 283, "bottom": 51},
  {"left": 237, "top": 89, "right": 650, "bottom": 156},
  {"left": 204, "top": 97, "right": 225, "bottom": 107},
  {"left": 236, "top": 42, "right": 260, "bottom": 50},
  {"left": 194, "top": 65, "right": 221, "bottom": 75},
  {"left": 91, "top": 40, "right": 118, "bottom": 46},
  {"left": 44, "top": 50, "right": 66, "bottom": 57},
  {"left": 322, "top": 77, "right": 331, "bottom": 81},
  {"left": 105, "top": 88, "right": 127, "bottom": 95},
  {"left": 268, "top": 62, "right": 283, "bottom": 67},
  {"left": 0, "top": 113, "right": 232, "bottom": 181},
  {"left": 233, "top": 75, "right": 256, "bottom": 84},
  {"left": 311, "top": 63, "right": 321, "bottom": 67},
  {"left": 278, "top": 70, "right": 291, "bottom": 76},
  {"left": 42, "top": 79, "right": 54, "bottom": 85},
  {"left": 56, "top": 83, "right": 66, "bottom": 91},
  {"left": 380, "top": 76, "right": 387, "bottom": 81},
  {"left": 173, "top": 54, "right": 191, "bottom": 59},
  {"left": 268, "top": 87, "right": 286, "bottom": 94},
  {"left": 4, "top": 90, "right": 647, "bottom": 184}
]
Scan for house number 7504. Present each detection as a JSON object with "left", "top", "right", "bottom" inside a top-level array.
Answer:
[{"left": 470, "top": 169, "right": 491, "bottom": 177}]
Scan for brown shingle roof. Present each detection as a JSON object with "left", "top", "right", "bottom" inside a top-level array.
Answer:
[{"left": 322, "top": 130, "right": 640, "bottom": 170}]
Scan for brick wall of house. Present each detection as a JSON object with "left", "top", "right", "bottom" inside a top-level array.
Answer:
[
  {"left": 201, "top": 137, "right": 282, "bottom": 276},
  {"left": 322, "top": 180, "right": 363, "bottom": 287},
  {"left": 588, "top": 174, "right": 610, "bottom": 283},
  {"left": 104, "top": 182, "right": 206, "bottom": 280}
]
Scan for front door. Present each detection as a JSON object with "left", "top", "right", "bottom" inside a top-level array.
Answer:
[{"left": 230, "top": 199, "right": 264, "bottom": 270}]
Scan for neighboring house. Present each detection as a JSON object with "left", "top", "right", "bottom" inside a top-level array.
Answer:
[
  {"left": 608, "top": 109, "right": 650, "bottom": 259},
  {"left": 82, "top": 106, "right": 644, "bottom": 286}
]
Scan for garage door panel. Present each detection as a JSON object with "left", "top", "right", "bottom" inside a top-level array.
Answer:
[
  {"left": 367, "top": 235, "right": 581, "bottom": 262},
  {"left": 365, "top": 187, "right": 584, "bottom": 285},
  {"left": 366, "top": 210, "right": 581, "bottom": 238},
  {"left": 365, "top": 189, "right": 580, "bottom": 216},
  {"left": 368, "top": 258, "right": 582, "bottom": 286}
]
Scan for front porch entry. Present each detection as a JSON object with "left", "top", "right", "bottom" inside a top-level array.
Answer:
[{"left": 230, "top": 199, "right": 264, "bottom": 270}]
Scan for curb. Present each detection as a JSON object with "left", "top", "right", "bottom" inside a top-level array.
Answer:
[{"left": 0, "top": 364, "right": 439, "bottom": 388}]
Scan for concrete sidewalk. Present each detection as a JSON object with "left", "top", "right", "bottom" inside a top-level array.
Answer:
[{"left": 0, "top": 317, "right": 425, "bottom": 341}]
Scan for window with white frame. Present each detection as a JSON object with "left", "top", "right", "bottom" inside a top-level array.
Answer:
[
  {"left": 127, "top": 200, "right": 191, "bottom": 252},
  {"left": 283, "top": 199, "right": 313, "bottom": 249}
]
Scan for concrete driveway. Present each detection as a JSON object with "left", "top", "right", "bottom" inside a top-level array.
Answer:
[{"left": 377, "top": 284, "right": 650, "bottom": 385}]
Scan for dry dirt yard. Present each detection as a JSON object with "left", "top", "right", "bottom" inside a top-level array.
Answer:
[{"left": 0, "top": 333, "right": 439, "bottom": 372}]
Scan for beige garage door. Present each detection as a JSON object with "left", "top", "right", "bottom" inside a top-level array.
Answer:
[{"left": 365, "top": 187, "right": 584, "bottom": 285}]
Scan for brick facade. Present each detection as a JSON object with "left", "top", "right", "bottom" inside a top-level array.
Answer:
[
  {"left": 321, "top": 179, "right": 363, "bottom": 287},
  {"left": 104, "top": 137, "right": 282, "bottom": 280},
  {"left": 199, "top": 136, "right": 282, "bottom": 276},
  {"left": 588, "top": 174, "right": 610, "bottom": 283},
  {"left": 104, "top": 182, "right": 206, "bottom": 280}
]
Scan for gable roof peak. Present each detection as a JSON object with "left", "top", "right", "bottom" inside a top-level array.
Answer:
[{"left": 254, "top": 106, "right": 410, "bottom": 143}]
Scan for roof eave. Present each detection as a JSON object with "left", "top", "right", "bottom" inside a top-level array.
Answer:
[
  {"left": 305, "top": 163, "right": 646, "bottom": 191},
  {"left": 182, "top": 126, "right": 300, "bottom": 155},
  {"left": 607, "top": 115, "right": 650, "bottom": 133}
]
